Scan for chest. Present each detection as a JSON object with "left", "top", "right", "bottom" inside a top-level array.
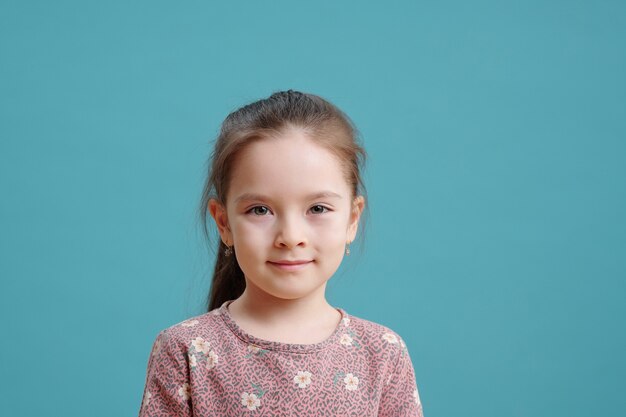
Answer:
[{"left": 188, "top": 343, "right": 386, "bottom": 416}]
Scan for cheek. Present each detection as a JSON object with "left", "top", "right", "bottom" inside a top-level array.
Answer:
[
  {"left": 231, "top": 219, "right": 275, "bottom": 253},
  {"left": 231, "top": 213, "right": 350, "bottom": 251},
  {"left": 314, "top": 221, "right": 349, "bottom": 251}
]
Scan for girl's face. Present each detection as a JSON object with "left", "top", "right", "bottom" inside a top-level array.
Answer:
[{"left": 210, "top": 129, "right": 364, "bottom": 303}]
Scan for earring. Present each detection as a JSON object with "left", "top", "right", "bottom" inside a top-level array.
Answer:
[
  {"left": 224, "top": 244, "right": 233, "bottom": 257},
  {"left": 345, "top": 242, "right": 351, "bottom": 256}
]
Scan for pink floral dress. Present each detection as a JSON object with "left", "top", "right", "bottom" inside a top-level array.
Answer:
[{"left": 139, "top": 300, "right": 424, "bottom": 416}]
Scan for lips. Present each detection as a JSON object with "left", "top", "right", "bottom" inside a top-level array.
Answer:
[
  {"left": 267, "top": 260, "right": 313, "bottom": 271},
  {"left": 270, "top": 260, "right": 312, "bottom": 265}
]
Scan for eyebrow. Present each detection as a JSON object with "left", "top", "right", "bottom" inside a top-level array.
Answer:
[{"left": 234, "top": 191, "right": 343, "bottom": 204}]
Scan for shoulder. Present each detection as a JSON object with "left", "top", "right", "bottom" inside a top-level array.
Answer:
[
  {"left": 341, "top": 312, "right": 410, "bottom": 359},
  {"left": 150, "top": 309, "right": 226, "bottom": 354}
]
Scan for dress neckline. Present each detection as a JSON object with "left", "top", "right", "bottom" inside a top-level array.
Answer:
[{"left": 218, "top": 299, "right": 348, "bottom": 353}]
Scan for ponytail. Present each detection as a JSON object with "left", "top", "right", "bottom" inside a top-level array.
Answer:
[{"left": 207, "top": 241, "right": 245, "bottom": 311}]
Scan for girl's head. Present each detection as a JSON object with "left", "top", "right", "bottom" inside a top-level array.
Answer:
[{"left": 200, "top": 90, "right": 367, "bottom": 311}]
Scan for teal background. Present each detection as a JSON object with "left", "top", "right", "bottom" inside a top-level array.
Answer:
[{"left": 1, "top": 1, "right": 624, "bottom": 416}]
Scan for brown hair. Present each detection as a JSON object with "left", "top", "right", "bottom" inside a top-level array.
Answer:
[{"left": 199, "top": 90, "right": 367, "bottom": 312}]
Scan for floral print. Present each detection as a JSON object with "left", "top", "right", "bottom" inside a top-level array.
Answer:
[
  {"left": 241, "top": 392, "right": 261, "bottom": 410},
  {"left": 341, "top": 327, "right": 363, "bottom": 348},
  {"left": 339, "top": 333, "right": 354, "bottom": 346},
  {"left": 332, "top": 370, "right": 360, "bottom": 391},
  {"left": 240, "top": 383, "right": 267, "bottom": 411},
  {"left": 138, "top": 300, "right": 423, "bottom": 416},
  {"left": 294, "top": 371, "right": 313, "bottom": 388},
  {"left": 344, "top": 373, "right": 360, "bottom": 391},
  {"left": 414, "top": 388, "right": 421, "bottom": 406},
  {"left": 189, "top": 336, "right": 219, "bottom": 370},
  {"left": 188, "top": 353, "right": 197, "bottom": 368},
  {"left": 142, "top": 391, "right": 151, "bottom": 408},
  {"left": 382, "top": 332, "right": 399, "bottom": 344},
  {"left": 205, "top": 350, "right": 218, "bottom": 369},
  {"left": 245, "top": 344, "right": 270, "bottom": 358},
  {"left": 178, "top": 383, "right": 191, "bottom": 400},
  {"left": 191, "top": 336, "right": 211, "bottom": 354}
]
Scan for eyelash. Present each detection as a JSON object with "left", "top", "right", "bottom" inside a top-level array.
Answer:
[{"left": 246, "top": 205, "right": 331, "bottom": 216}]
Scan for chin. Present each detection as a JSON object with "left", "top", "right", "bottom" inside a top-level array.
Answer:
[{"left": 259, "top": 282, "right": 327, "bottom": 301}]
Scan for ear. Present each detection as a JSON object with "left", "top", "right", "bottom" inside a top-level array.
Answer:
[
  {"left": 346, "top": 195, "right": 365, "bottom": 243},
  {"left": 208, "top": 198, "right": 233, "bottom": 245}
]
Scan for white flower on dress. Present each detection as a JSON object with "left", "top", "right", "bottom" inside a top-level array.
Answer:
[
  {"left": 178, "top": 383, "right": 191, "bottom": 400},
  {"left": 382, "top": 333, "right": 399, "bottom": 344},
  {"left": 344, "top": 373, "right": 359, "bottom": 391},
  {"left": 241, "top": 392, "right": 261, "bottom": 410},
  {"left": 143, "top": 391, "right": 152, "bottom": 408},
  {"left": 294, "top": 371, "right": 312, "bottom": 388},
  {"left": 247, "top": 344, "right": 261, "bottom": 354},
  {"left": 191, "top": 337, "right": 211, "bottom": 354},
  {"left": 339, "top": 333, "right": 353, "bottom": 346},
  {"left": 152, "top": 338, "right": 162, "bottom": 358},
  {"left": 341, "top": 317, "right": 351, "bottom": 327},
  {"left": 206, "top": 350, "right": 219, "bottom": 369},
  {"left": 413, "top": 388, "right": 421, "bottom": 406},
  {"left": 181, "top": 319, "right": 199, "bottom": 327},
  {"left": 189, "top": 354, "right": 197, "bottom": 368}
]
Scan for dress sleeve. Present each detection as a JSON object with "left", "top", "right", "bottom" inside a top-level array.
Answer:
[
  {"left": 378, "top": 338, "right": 424, "bottom": 417},
  {"left": 138, "top": 329, "right": 193, "bottom": 417}
]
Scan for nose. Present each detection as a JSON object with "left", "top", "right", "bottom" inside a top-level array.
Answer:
[{"left": 274, "top": 214, "right": 307, "bottom": 249}]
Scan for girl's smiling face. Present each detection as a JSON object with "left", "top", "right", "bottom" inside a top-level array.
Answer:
[{"left": 209, "top": 128, "right": 364, "bottom": 302}]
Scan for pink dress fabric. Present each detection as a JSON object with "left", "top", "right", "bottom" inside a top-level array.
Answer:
[{"left": 138, "top": 300, "right": 424, "bottom": 416}]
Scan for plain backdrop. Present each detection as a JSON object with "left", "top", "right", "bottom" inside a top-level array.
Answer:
[{"left": 1, "top": 1, "right": 625, "bottom": 416}]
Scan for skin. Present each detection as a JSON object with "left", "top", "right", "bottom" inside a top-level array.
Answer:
[{"left": 209, "top": 128, "right": 365, "bottom": 344}]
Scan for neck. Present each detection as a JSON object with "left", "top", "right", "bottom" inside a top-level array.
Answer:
[{"left": 228, "top": 281, "right": 337, "bottom": 327}]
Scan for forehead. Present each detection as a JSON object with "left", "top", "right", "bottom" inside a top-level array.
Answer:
[{"left": 227, "top": 130, "right": 351, "bottom": 203}]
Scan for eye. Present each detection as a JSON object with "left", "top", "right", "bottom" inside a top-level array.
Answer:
[
  {"left": 309, "top": 205, "right": 330, "bottom": 214},
  {"left": 249, "top": 206, "right": 271, "bottom": 216}
]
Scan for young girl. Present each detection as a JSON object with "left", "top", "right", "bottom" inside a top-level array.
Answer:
[{"left": 138, "top": 90, "right": 424, "bottom": 416}]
